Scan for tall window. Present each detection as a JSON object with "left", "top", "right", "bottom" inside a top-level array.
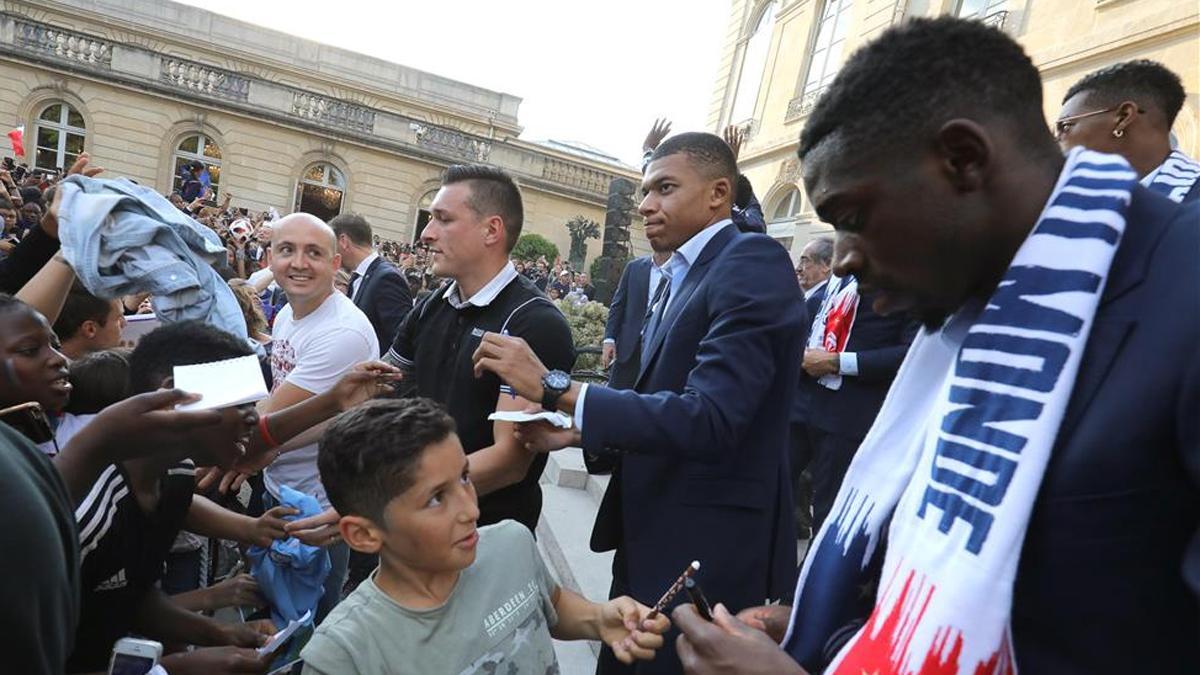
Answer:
[
  {"left": 172, "top": 133, "right": 222, "bottom": 199},
  {"left": 956, "top": 0, "right": 1006, "bottom": 20},
  {"left": 800, "top": 0, "right": 854, "bottom": 100},
  {"left": 770, "top": 186, "right": 803, "bottom": 221},
  {"left": 295, "top": 163, "right": 346, "bottom": 223},
  {"left": 33, "top": 102, "right": 85, "bottom": 171},
  {"left": 729, "top": 2, "right": 776, "bottom": 125}
]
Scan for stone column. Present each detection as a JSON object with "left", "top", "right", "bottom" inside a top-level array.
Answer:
[{"left": 591, "top": 177, "right": 636, "bottom": 305}]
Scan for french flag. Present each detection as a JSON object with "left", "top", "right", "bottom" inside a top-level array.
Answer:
[{"left": 7, "top": 126, "right": 24, "bottom": 158}]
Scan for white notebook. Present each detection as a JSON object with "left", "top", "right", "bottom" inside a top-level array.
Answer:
[{"left": 174, "top": 354, "right": 269, "bottom": 411}]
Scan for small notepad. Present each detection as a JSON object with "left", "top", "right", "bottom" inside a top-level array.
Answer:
[
  {"left": 174, "top": 354, "right": 269, "bottom": 411},
  {"left": 487, "top": 410, "right": 574, "bottom": 429}
]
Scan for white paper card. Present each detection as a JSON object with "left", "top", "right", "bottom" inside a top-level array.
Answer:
[
  {"left": 174, "top": 355, "right": 268, "bottom": 411},
  {"left": 487, "top": 410, "right": 573, "bottom": 429},
  {"left": 258, "top": 609, "right": 312, "bottom": 655}
]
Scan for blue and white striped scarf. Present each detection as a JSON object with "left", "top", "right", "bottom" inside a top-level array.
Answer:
[
  {"left": 781, "top": 148, "right": 1137, "bottom": 674},
  {"left": 1142, "top": 149, "right": 1200, "bottom": 204}
]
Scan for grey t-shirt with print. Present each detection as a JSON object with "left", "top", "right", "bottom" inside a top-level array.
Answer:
[{"left": 301, "top": 520, "right": 560, "bottom": 675}]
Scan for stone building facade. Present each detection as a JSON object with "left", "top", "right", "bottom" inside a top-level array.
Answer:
[
  {"left": 0, "top": 0, "right": 643, "bottom": 265},
  {"left": 709, "top": 0, "right": 1199, "bottom": 255}
]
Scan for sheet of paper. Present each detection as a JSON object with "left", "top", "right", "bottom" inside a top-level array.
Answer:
[
  {"left": 258, "top": 609, "right": 312, "bottom": 656},
  {"left": 174, "top": 354, "right": 268, "bottom": 411},
  {"left": 487, "top": 410, "right": 573, "bottom": 429}
]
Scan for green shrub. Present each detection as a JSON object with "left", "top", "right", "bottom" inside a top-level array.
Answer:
[
  {"left": 511, "top": 233, "right": 560, "bottom": 262},
  {"left": 555, "top": 298, "right": 608, "bottom": 372}
]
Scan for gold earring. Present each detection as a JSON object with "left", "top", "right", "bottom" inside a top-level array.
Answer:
[{"left": 1112, "top": 129, "right": 1125, "bottom": 138}]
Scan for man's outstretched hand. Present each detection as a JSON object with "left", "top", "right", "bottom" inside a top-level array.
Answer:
[
  {"left": 643, "top": 118, "right": 673, "bottom": 153},
  {"left": 330, "top": 360, "right": 403, "bottom": 411},
  {"left": 673, "top": 603, "right": 807, "bottom": 675},
  {"left": 66, "top": 389, "right": 224, "bottom": 464},
  {"left": 722, "top": 125, "right": 746, "bottom": 160}
]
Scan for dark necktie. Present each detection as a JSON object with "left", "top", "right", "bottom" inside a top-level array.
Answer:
[
  {"left": 347, "top": 271, "right": 361, "bottom": 299},
  {"left": 640, "top": 272, "right": 672, "bottom": 369}
]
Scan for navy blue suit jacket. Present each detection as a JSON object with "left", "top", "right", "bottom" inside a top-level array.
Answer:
[
  {"left": 1007, "top": 187, "right": 1199, "bottom": 673},
  {"left": 604, "top": 255, "right": 652, "bottom": 391},
  {"left": 1181, "top": 179, "right": 1200, "bottom": 204},
  {"left": 807, "top": 289, "right": 918, "bottom": 440},
  {"left": 791, "top": 279, "right": 829, "bottom": 426},
  {"left": 581, "top": 225, "right": 802, "bottom": 650},
  {"left": 351, "top": 256, "right": 412, "bottom": 355}
]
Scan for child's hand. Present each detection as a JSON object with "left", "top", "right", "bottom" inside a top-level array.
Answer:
[
  {"left": 599, "top": 596, "right": 671, "bottom": 664},
  {"left": 250, "top": 505, "right": 298, "bottom": 547}
]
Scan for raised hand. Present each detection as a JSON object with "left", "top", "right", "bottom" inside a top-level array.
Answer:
[
  {"left": 643, "top": 118, "right": 673, "bottom": 153},
  {"left": 722, "top": 125, "right": 746, "bottom": 160},
  {"left": 600, "top": 595, "right": 672, "bottom": 664}
]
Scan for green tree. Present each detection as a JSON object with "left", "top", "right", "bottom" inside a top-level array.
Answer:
[{"left": 511, "top": 233, "right": 560, "bottom": 262}]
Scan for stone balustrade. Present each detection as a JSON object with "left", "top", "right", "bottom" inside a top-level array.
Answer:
[
  {"left": 291, "top": 91, "right": 376, "bottom": 134},
  {"left": 542, "top": 158, "right": 611, "bottom": 195},
  {"left": 14, "top": 19, "right": 111, "bottom": 67},
  {"left": 411, "top": 123, "right": 491, "bottom": 162},
  {"left": 161, "top": 57, "right": 250, "bottom": 102}
]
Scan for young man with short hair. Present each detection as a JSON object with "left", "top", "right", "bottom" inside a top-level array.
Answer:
[
  {"left": 301, "top": 398, "right": 669, "bottom": 674},
  {"left": 330, "top": 212, "right": 412, "bottom": 351},
  {"left": 52, "top": 283, "right": 126, "bottom": 360},
  {"left": 383, "top": 165, "right": 575, "bottom": 531},
  {"left": 1057, "top": 59, "right": 1199, "bottom": 204}
]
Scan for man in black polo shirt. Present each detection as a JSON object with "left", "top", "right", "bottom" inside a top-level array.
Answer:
[{"left": 385, "top": 164, "right": 575, "bottom": 530}]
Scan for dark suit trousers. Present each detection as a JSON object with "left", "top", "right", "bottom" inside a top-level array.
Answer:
[
  {"left": 789, "top": 422, "right": 814, "bottom": 536},
  {"left": 808, "top": 428, "right": 862, "bottom": 534}
]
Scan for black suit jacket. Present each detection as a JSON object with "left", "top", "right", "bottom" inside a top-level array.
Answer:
[
  {"left": 603, "top": 255, "right": 653, "bottom": 390},
  {"left": 582, "top": 225, "right": 802, "bottom": 673},
  {"left": 807, "top": 286, "right": 918, "bottom": 440},
  {"left": 350, "top": 256, "right": 412, "bottom": 354}
]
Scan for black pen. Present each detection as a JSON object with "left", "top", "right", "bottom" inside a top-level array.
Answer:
[{"left": 684, "top": 577, "right": 713, "bottom": 621}]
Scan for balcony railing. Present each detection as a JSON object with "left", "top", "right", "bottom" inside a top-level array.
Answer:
[
  {"left": 982, "top": 10, "right": 1009, "bottom": 30},
  {"left": 411, "top": 123, "right": 491, "bottom": 162},
  {"left": 161, "top": 57, "right": 250, "bottom": 102},
  {"left": 14, "top": 19, "right": 111, "bottom": 68},
  {"left": 785, "top": 88, "right": 825, "bottom": 122},
  {"left": 291, "top": 92, "right": 376, "bottom": 134}
]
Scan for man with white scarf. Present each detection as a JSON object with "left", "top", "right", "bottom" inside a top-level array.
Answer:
[
  {"left": 673, "top": 17, "right": 1199, "bottom": 675},
  {"left": 1056, "top": 59, "right": 1200, "bottom": 205}
]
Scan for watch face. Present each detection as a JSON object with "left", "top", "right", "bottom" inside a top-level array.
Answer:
[{"left": 546, "top": 370, "right": 570, "bottom": 390}]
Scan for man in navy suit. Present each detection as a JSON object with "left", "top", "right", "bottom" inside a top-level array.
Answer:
[
  {"left": 331, "top": 213, "right": 413, "bottom": 353},
  {"left": 789, "top": 236, "right": 833, "bottom": 537},
  {"left": 473, "top": 132, "right": 803, "bottom": 674},
  {"left": 603, "top": 252, "right": 670, "bottom": 391},
  {"left": 673, "top": 17, "right": 1198, "bottom": 675},
  {"left": 1056, "top": 59, "right": 1200, "bottom": 205},
  {"left": 803, "top": 276, "right": 917, "bottom": 532}
]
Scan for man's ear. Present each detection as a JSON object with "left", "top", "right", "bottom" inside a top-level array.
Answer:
[
  {"left": 80, "top": 320, "right": 99, "bottom": 340},
  {"left": 934, "top": 119, "right": 992, "bottom": 193},
  {"left": 340, "top": 515, "right": 385, "bottom": 554},
  {"left": 1113, "top": 100, "right": 1140, "bottom": 135},
  {"left": 159, "top": 375, "right": 174, "bottom": 389},
  {"left": 483, "top": 215, "right": 506, "bottom": 248},
  {"left": 709, "top": 176, "right": 733, "bottom": 211}
]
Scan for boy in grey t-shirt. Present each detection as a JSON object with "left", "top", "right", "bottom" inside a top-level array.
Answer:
[{"left": 302, "top": 399, "right": 669, "bottom": 674}]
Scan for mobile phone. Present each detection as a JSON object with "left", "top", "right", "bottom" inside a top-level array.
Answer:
[
  {"left": 0, "top": 401, "right": 54, "bottom": 444},
  {"left": 108, "top": 637, "right": 162, "bottom": 675},
  {"left": 684, "top": 577, "right": 713, "bottom": 621}
]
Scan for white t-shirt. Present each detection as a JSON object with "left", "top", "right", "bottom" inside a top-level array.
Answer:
[{"left": 264, "top": 293, "right": 378, "bottom": 507}]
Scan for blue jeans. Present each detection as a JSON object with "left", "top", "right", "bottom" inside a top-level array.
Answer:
[{"left": 262, "top": 492, "right": 349, "bottom": 625}]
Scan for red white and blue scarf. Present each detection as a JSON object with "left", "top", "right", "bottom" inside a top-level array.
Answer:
[
  {"left": 781, "top": 148, "right": 1136, "bottom": 674},
  {"left": 1142, "top": 149, "right": 1200, "bottom": 204}
]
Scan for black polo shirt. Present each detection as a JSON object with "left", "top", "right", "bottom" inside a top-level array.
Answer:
[{"left": 386, "top": 265, "right": 575, "bottom": 530}]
